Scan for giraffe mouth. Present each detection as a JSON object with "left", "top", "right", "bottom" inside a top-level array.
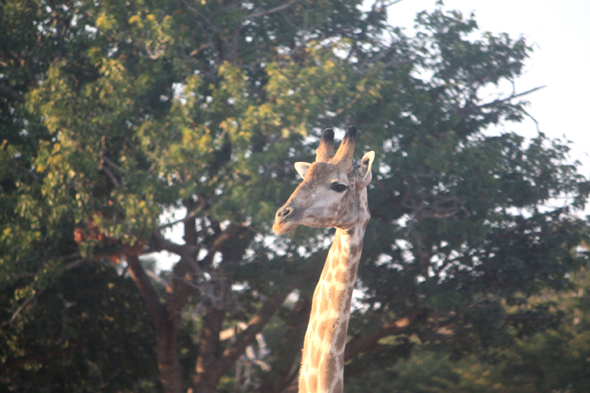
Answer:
[{"left": 272, "top": 221, "right": 298, "bottom": 235}]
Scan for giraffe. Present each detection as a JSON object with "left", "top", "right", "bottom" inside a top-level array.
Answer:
[{"left": 273, "top": 127, "right": 375, "bottom": 393}]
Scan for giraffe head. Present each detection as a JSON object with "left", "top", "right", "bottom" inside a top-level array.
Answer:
[{"left": 273, "top": 127, "right": 375, "bottom": 234}]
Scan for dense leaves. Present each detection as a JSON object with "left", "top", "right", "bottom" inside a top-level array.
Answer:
[
  {"left": 346, "top": 268, "right": 590, "bottom": 393},
  {"left": 1, "top": 0, "right": 589, "bottom": 392},
  {"left": 0, "top": 263, "right": 158, "bottom": 391}
]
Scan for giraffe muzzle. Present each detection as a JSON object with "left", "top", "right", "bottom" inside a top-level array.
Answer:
[{"left": 273, "top": 205, "right": 298, "bottom": 234}]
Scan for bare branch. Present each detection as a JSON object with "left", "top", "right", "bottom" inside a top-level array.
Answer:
[
  {"left": 127, "top": 255, "right": 168, "bottom": 330},
  {"left": 165, "top": 257, "right": 201, "bottom": 320},
  {"left": 211, "top": 288, "right": 294, "bottom": 382},
  {"left": 479, "top": 85, "right": 546, "bottom": 109},
  {"left": 505, "top": 313, "right": 560, "bottom": 322},
  {"left": 63, "top": 257, "right": 90, "bottom": 271},
  {"left": 402, "top": 192, "right": 464, "bottom": 221},
  {"left": 383, "top": 0, "right": 404, "bottom": 7},
  {"left": 145, "top": 269, "right": 169, "bottom": 287},
  {"left": 198, "top": 223, "right": 242, "bottom": 269},
  {"left": 12, "top": 255, "right": 88, "bottom": 280},
  {"left": 344, "top": 309, "right": 426, "bottom": 360},
  {"left": 165, "top": 223, "right": 245, "bottom": 321},
  {"left": 102, "top": 165, "right": 120, "bottom": 187},
  {"left": 522, "top": 107, "right": 541, "bottom": 133},
  {"left": 2, "top": 290, "right": 44, "bottom": 327},
  {"left": 243, "top": 0, "right": 296, "bottom": 21},
  {"left": 158, "top": 198, "right": 207, "bottom": 230},
  {"left": 151, "top": 232, "right": 198, "bottom": 258},
  {"left": 101, "top": 155, "right": 124, "bottom": 172}
]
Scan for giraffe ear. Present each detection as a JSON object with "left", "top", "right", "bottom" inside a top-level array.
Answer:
[
  {"left": 294, "top": 162, "right": 312, "bottom": 179},
  {"left": 359, "top": 151, "right": 375, "bottom": 187}
]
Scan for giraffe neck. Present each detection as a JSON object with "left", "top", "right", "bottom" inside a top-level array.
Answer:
[{"left": 299, "top": 190, "right": 370, "bottom": 393}]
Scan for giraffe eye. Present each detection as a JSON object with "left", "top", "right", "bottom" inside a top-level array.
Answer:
[{"left": 331, "top": 182, "right": 347, "bottom": 193}]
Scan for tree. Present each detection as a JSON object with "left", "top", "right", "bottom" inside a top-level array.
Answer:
[
  {"left": 0, "top": 262, "right": 160, "bottom": 391},
  {"left": 1, "top": 1, "right": 588, "bottom": 392},
  {"left": 345, "top": 266, "right": 590, "bottom": 393}
]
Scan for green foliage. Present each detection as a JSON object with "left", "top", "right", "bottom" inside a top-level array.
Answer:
[
  {"left": 349, "top": 268, "right": 590, "bottom": 393},
  {"left": 0, "top": 263, "right": 158, "bottom": 391},
  {"left": 1, "top": 0, "right": 589, "bottom": 391}
]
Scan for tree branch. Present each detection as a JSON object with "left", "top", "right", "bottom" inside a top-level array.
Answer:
[
  {"left": 1, "top": 290, "right": 44, "bottom": 327},
  {"left": 12, "top": 254, "right": 87, "bottom": 280},
  {"left": 212, "top": 287, "right": 294, "bottom": 382},
  {"left": 164, "top": 223, "right": 250, "bottom": 323},
  {"left": 165, "top": 257, "right": 200, "bottom": 321},
  {"left": 102, "top": 165, "right": 120, "bottom": 187},
  {"left": 243, "top": 0, "right": 296, "bottom": 21},
  {"left": 478, "top": 85, "right": 546, "bottom": 109},
  {"left": 158, "top": 199, "right": 207, "bottom": 230},
  {"left": 505, "top": 313, "right": 560, "bottom": 322},
  {"left": 182, "top": 0, "right": 219, "bottom": 33},
  {"left": 146, "top": 269, "right": 169, "bottom": 287},
  {"left": 382, "top": 0, "right": 404, "bottom": 7},
  {"left": 0, "top": 340, "right": 87, "bottom": 380},
  {"left": 193, "top": 307, "right": 226, "bottom": 389},
  {"left": 127, "top": 255, "right": 168, "bottom": 330},
  {"left": 198, "top": 223, "right": 242, "bottom": 270},
  {"left": 344, "top": 309, "right": 425, "bottom": 360},
  {"left": 151, "top": 232, "right": 197, "bottom": 257},
  {"left": 101, "top": 155, "right": 125, "bottom": 172}
]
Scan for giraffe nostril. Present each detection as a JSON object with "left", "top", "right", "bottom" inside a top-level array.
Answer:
[{"left": 279, "top": 207, "right": 293, "bottom": 219}]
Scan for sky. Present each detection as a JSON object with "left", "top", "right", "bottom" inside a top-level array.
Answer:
[
  {"left": 153, "top": 0, "right": 590, "bottom": 271},
  {"left": 389, "top": 0, "right": 590, "bottom": 171}
]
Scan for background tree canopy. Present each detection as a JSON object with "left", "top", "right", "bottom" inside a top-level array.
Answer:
[{"left": 1, "top": 0, "right": 589, "bottom": 392}]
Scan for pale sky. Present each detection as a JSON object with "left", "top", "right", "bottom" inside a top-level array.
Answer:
[{"left": 390, "top": 0, "right": 590, "bottom": 173}]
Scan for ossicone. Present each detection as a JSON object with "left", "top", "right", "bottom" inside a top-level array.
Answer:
[
  {"left": 316, "top": 128, "right": 335, "bottom": 162},
  {"left": 332, "top": 126, "right": 357, "bottom": 167}
]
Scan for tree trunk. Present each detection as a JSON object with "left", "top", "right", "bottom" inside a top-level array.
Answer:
[
  {"left": 191, "top": 307, "right": 226, "bottom": 393},
  {"left": 127, "top": 255, "right": 185, "bottom": 393},
  {"left": 156, "top": 321, "right": 184, "bottom": 393},
  {"left": 190, "top": 289, "right": 294, "bottom": 392}
]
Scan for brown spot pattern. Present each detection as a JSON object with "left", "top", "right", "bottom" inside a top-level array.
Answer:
[
  {"left": 344, "top": 286, "right": 354, "bottom": 311},
  {"left": 308, "top": 374, "right": 317, "bottom": 392},
  {"left": 319, "top": 355, "right": 339, "bottom": 391},
  {"left": 333, "top": 378, "right": 344, "bottom": 393},
  {"left": 330, "top": 287, "right": 343, "bottom": 306},
  {"left": 313, "top": 348, "right": 321, "bottom": 368},
  {"left": 335, "top": 269, "right": 347, "bottom": 284},
  {"left": 331, "top": 255, "right": 340, "bottom": 269},
  {"left": 318, "top": 319, "right": 329, "bottom": 341},
  {"left": 335, "top": 324, "right": 348, "bottom": 351}
]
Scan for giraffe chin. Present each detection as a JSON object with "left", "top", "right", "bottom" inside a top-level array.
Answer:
[{"left": 272, "top": 221, "right": 298, "bottom": 234}]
